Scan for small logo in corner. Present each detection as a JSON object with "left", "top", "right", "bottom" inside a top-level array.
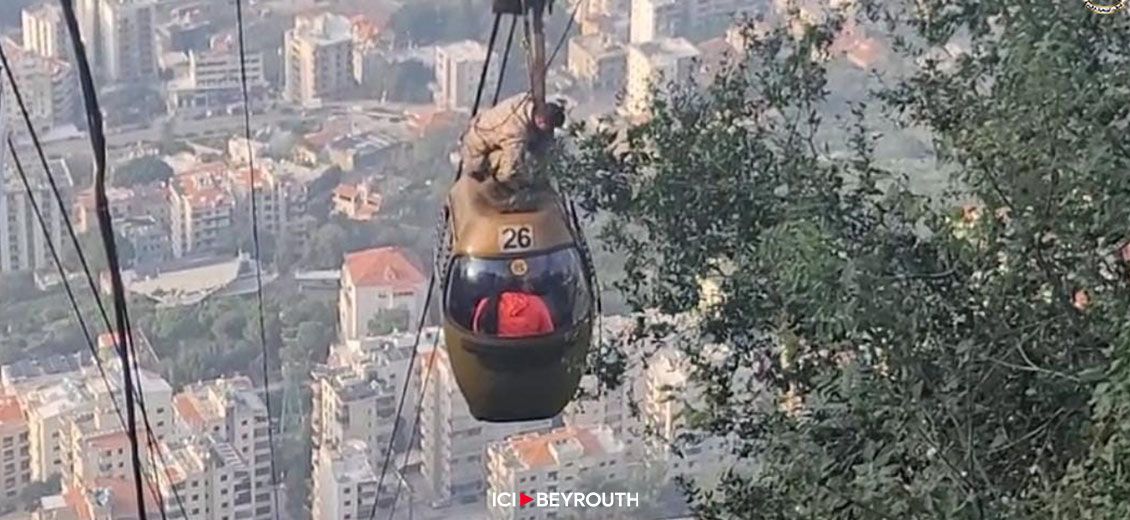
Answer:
[{"left": 1084, "top": 0, "right": 1126, "bottom": 14}]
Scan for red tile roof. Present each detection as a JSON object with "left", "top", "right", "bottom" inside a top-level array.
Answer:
[
  {"left": 0, "top": 395, "right": 25, "bottom": 425},
  {"left": 344, "top": 247, "right": 426, "bottom": 290},
  {"left": 174, "top": 394, "right": 206, "bottom": 428},
  {"left": 510, "top": 427, "right": 605, "bottom": 469},
  {"left": 88, "top": 430, "right": 130, "bottom": 451}
]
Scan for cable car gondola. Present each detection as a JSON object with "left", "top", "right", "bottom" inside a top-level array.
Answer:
[{"left": 438, "top": 175, "right": 595, "bottom": 422}]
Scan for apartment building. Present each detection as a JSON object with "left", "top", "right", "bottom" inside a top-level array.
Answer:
[
  {"left": 631, "top": 0, "right": 763, "bottom": 43},
  {"left": 99, "top": 0, "right": 158, "bottom": 84},
  {"left": 567, "top": 33, "right": 627, "bottom": 92},
  {"left": 22, "top": 3, "right": 69, "bottom": 60},
  {"left": 284, "top": 13, "right": 354, "bottom": 107},
  {"left": 486, "top": 425, "right": 632, "bottom": 520},
  {"left": 434, "top": 41, "right": 495, "bottom": 111},
  {"left": 168, "top": 162, "right": 234, "bottom": 258},
  {"left": 0, "top": 396, "right": 31, "bottom": 509},
  {"left": 419, "top": 348, "right": 552, "bottom": 505},
  {"left": 624, "top": 38, "right": 699, "bottom": 118},
  {"left": 0, "top": 39, "right": 77, "bottom": 136},
  {"left": 168, "top": 160, "right": 306, "bottom": 259},
  {"left": 172, "top": 376, "right": 275, "bottom": 519},
  {"left": 339, "top": 247, "right": 428, "bottom": 341},
  {"left": 311, "top": 440, "right": 379, "bottom": 520},
  {"left": 311, "top": 330, "right": 438, "bottom": 469},
  {"left": 168, "top": 44, "right": 267, "bottom": 114},
  {"left": 0, "top": 156, "right": 73, "bottom": 273}
]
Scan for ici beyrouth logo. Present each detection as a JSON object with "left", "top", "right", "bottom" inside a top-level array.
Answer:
[{"left": 489, "top": 491, "right": 640, "bottom": 510}]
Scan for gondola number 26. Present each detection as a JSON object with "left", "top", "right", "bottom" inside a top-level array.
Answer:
[{"left": 499, "top": 225, "right": 534, "bottom": 251}]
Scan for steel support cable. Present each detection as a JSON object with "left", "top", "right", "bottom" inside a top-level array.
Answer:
[
  {"left": 6, "top": 141, "right": 171, "bottom": 508},
  {"left": 493, "top": 16, "right": 520, "bottom": 106},
  {"left": 455, "top": 12, "right": 504, "bottom": 181},
  {"left": 364, "top": 274, "right": 437, "bottom": 520},
  {"left": 376, "top": 11, "right": 539, "bottom": 517},
  {"left": 0, "top": 39, "right": 185, "bottom": 520},
  {"left": 0, "top": 35, "right": 188, "bottom": 520},
  {"left": 383, "top": 330, "right": 442, "bottom": 520},
  {"left": 58, "top": 2, "right": 148, "bottom": 517},
  {"left": 231, "top": 1, "right": 282, "bottom": 516},
  {"left": 367, "top": 13, "right": 517, "bottom": 518}
]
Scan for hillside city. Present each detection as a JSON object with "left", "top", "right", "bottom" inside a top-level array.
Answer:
[{"left": 1, "top": 0, "right": 1122, "bottom": 520}]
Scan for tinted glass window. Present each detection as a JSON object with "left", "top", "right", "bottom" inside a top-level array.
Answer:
[{"left": 445, "top": 247, "right": 591, "bottom": 338}]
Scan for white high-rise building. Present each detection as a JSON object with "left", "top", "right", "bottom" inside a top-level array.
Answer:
[
  {"left": 434, "top": 40, "right": 496, "bottom": 112},
  {"left": 284, "top": 13, "right": 354, "bottom": 107},
  {"left": 338, "top": 247, "right": 428, "bottom": 341},
  {"left": 22, "top": 4, "right": 68, "bottom": 60},
  {"left": 0, "top": 155, "right": 74, "bottom": 273},
  {"left": 624, "top": 38, "right": 699, "bottom": 118},
  {"left": 167, "top": 46, "right": 267, "bottom": 114},
  {"left": 640, "top": 348, "right": 732, "bottom": 486},
  {"left": 486, "top": 424, "right": 634, "bottom": 520},
  {"left": 631, "top": 0, "right": 762, "bottom": 43},
  {"left": 171, "top": 376, "right": 277, "bottom": 520},
  {"left": 419, "top": 347, "right": 552, "bottom": 504},
  {"left": 76, "top": 0, "right": 104, "bottom": 71},
  {"left": 312, "top": 440, "right": 379, "bottom": 520},
  {"left": 99, "top": 0, "right": 158, "bottom": 84},
  {"left": 0, "top": 39, "right": 78, "bottom": 135}
]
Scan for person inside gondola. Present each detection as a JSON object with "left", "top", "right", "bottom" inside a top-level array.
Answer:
[{"left": 472, "top": 280, "right": 555, "bottom": 338}]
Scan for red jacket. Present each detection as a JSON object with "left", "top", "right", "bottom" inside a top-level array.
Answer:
[{"left": 473, "top": 292, "right": 555, "bottom": 338}]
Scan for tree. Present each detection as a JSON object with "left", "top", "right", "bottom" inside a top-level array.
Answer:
[
  {"left": 367, "top": 308, "right": 411, "bottom": 336},
  {"left": 559, "top": 2, "right": 1130, "bottom": 518},
  {"left": 112, "top": 156, "right": 174, "bottom": 187}
]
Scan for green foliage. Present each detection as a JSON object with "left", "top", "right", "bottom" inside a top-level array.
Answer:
[
  {"left": 112, "top": 156, "right": 174, "bottom": 187},
  {"left": 366, "top": 308, "right": 411, "bottom": 336},
  {"left": 561, "top": 2, "right": 1130, "bottom": 518},
  {"left": 369, "top": 60, "right": 435, "bottom": 104}
]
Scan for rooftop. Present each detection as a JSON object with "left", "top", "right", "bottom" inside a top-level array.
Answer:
[
  {"left": 502, "top": 425, "right": 621, "bottom": 470},
  {"left": 293, "top": 12, "right": 353, "bottom": 45},
  {"left": 0, "top": 395, "right": 25, "bottom": 426},
  {"left": 437, "top": 39, "right": 489, "bottom": 62},
  {"left": 630, "top": 37, "right": 700, "bottom": 62},
  {"left": 343, "top": 247, "right": 426, "bottom": 290}
]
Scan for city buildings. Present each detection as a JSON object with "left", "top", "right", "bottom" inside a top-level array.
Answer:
[
  {"left": 168, "top": 160, "right": 306, "bottom": 259},
  {"left": 486, "top": 424, "right": 632, "bottom": 520},
  {"left": 284, "top": 13, "right": 355, "bottom": 107},
  {"left": 339, "top": 247, "right": 428, "bottom": 341},
  {"left": 310, "top": 330, "right": 440, "bottom": 513},
  {"left": 331, "top": 182, "right": 382, "bottom": 221},
  {"left": 169, "top": 376, "right": 276, "bottom": 520},
  {"left": 22, "top": 3, "right": 68, "bottom": 60},
  {"left": 0, "top": 38, "right": 77, "bottom": 135},
  {"left": 630, "top": 0, "right": 763, "bottom": 43},
  {"left": 419, "top": 348, "right": 552, "bottom": 505},
  {"left": 168, "top": 162, "right": 235, "bottom": 258},
  {"left": 311, "top": 440, "right": 379, "bottom": 520},
  {"left": 434, "top": 41, "right": 495, "bottom": 112},
  {"left": 167, "top": 42, "right": 267, "bottom": 115},
  {"left": 567, "top": 34, "right": 627, "bottom": 92},
  {"left": 0, "top": 156, "right": 74, "bottom": 273},
  {"left": 99, "top": 0, "right": 159, "bottom": 84},
  {"left": 0, "top": 396, "right": 31, "bottom": 510},
  {"left": 624, "top": 38, "right": 700, "bottom": 118},
  {"left": 76, "top": 0, "right": 104, "bottom": 71}
]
